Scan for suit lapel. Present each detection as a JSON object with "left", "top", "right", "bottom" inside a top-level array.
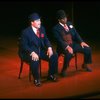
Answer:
[
  {"left": 39, "top": 28, "right": 45, "bottom": 48},
  {"left": 58, "top": 23, "right": 64, "bottom": 30},
  {"left": 29, "top": 27, "right": 40, "bottom": 47},
  {"left": 29, "top": 26, "right": 45, "bottom": 48},
  {"left": 67, "top": 22, "right": 72, "bottom": 30}
]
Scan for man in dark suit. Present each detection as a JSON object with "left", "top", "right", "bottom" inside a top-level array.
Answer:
[
  {"left": 53, "top": 10, "right": 92, "bottom": 77},
  {"left": 20, "top": 13, "right": 58, "bottom": 86}
]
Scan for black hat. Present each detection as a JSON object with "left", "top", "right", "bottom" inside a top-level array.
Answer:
[
  {"left": 29, "top": 13, "right": 40, "bottom": 21},
  {"left": 56, "top": 10, "right": 67, "bottom": 20}
]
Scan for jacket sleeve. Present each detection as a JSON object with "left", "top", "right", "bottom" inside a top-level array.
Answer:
[
  {"left": 73, "top": 28, "right": 83, "bottom": 43},
  {"left": 68, "top": 21, "right": 83, "bottom": 43},
  {"left": 53, "top": 27, "right": 68, "bottom": 50},
  {"left": 42, "top": 27, "right": 52, "bottom": 48},
  {"left": 21, "top": 31, "right": 33, "bottom": 55}
]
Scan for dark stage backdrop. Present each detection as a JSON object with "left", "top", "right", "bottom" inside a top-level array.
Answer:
[{"left": 0, "top": 1, "right": 100, "bottom": 44}]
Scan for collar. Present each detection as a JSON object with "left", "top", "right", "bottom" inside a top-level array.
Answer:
[
  {"left": 31, "top": 26, "right": 38, "bottom": 34},
  {"left": 59, "top": 22, "right": 67, "bottom": 27}
]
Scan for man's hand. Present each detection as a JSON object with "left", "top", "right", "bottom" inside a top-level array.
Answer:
[
  {"left": 66, "top": 45, "right": 73, "bottom": 54},
  {"left": 30, "top": 51, "right": 39, "bottom": 61},
  {"left": 47, "top": 47, "right": 53, "bottom": 58},
  {"left": 81, "top": 42, "right": 89, "bottom": 48}
]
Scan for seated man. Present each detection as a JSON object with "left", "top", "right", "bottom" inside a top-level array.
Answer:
[
  {"left": 20, "top": 12, "right": 58, "bottom": 86},
  {"left": 52, "top": 10, "right": 92, "bottom": 77}
]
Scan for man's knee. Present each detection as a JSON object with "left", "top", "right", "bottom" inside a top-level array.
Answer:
[
  {"left": 84, "top": 47, "right": 92, "bottom": 54},
  {"left": 30, "top": 60, "right": 40, "bottom": 67},
  {"left": 64, "top": 52, "right": 73, "bottom": 59},
  {"left": 51, "top": 52, "right": 58, "bottom": 59}
]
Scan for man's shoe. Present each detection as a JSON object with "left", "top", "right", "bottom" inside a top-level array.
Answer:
[
  {"left": 34, "top": 79, "right": 41, "bottom": 87},
  {"left": 47, "top": 75, "right": 58, "bottom": 82},
  {"left": 60, "top": 71, "right": 67, "bottom": 77},
  {"left": 82, "top": 64, "right": 92, "bottom": 72}
]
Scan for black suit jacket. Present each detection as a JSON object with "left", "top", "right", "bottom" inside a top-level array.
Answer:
[
  {"left": 53, "top": 21, "right": 83, "bottom": 53},
  {"left": 19, "top": 26, "right": 52, "bottom": 58}
]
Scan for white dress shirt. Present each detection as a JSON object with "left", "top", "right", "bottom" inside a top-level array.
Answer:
[
  {"left": 59, "top": 22, "right": 69, "bottom": 31},
  {"left": 31, "top": 26, "right": 38, "bottom": 35}
]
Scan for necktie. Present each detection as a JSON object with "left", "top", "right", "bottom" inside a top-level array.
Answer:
[
  {"left": 36, "top": 29, "right": 40, "bottom": 38},
  {"left": 64, "top": 24, "right": 69, "bottom": 32}
]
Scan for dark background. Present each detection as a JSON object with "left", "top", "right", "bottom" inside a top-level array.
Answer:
[{"left": 0, "top": 0, "right": 100, "bottom": 45}]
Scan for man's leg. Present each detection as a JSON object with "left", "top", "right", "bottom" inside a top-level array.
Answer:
[
  {"left": 73, "top": 43, "right": 92, "bottom": 72},
  {"left": 23, "top": 54, "right": 41, "bottom": 86},
  {"left": 30, "top": 60, "right": 40, "bottom": 81},
  {"left": 48, "top": 52, "right": 58, "bottom": 76},
  {"left": 61, "top": 52, "right": 73, "bottom": 77},
  {"left": 40, "top": 50, "right": 58, "bottom": 81}
]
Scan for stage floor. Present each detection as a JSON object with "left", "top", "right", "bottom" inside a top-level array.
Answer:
[{"left": 0, "top": 36, "right": 100, "bottom": 99}]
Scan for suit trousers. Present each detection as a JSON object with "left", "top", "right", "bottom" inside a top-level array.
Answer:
[
  {"left": 62, "top": 42, "right": 92, "bottom": 71},
  {"left": 23, "top": 50, "right": 58, "bottom": 80}
]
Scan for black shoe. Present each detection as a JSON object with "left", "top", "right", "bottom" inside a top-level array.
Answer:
[
  {"left": 34, "top": 79, "right": 41, "bottom": 87},
  {"left": 82, "top": 64, "right": 92, "bottom": 72},
  {"left": 47, "top": 75, "right": 58, "bottom": 82},
  {"left": 61, "top": 71, "right": 67, "bottom": 77}
]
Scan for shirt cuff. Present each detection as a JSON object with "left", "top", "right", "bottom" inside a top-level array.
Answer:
[
  {"left": 48, "top": 47, "right": 52, "bottom": 50},
  {"left": 30, "top": 51, "right": 35, "bottom": 56},
  {"left": 65, "top": 45, "right": 69, "bottom": 50}
]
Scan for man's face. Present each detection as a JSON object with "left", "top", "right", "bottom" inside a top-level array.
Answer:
[
  {"left": 31, "top": 19, "right": 41, "bottom": 29},
  {"left": 59, "top": 17, "right": 67, "bottom": 25}
]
